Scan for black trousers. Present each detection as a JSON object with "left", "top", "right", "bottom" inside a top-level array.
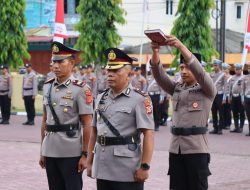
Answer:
[
  {"left": 231, "top": 96, "right": 245, "bottom": 128},
  {"left": 160, "top": 97, "right": 169, "bottom": 124},
  {"left": 211, "top": 94, "right": 224, "bottom": 131},
  {"left": 45, "top": 157, "right": 82, "bottom": 190},
  {"left": 23, "top": 96, "right": 35, "bottom": 121},
  {"left": 0, "top": 95, "right": 11, "bottom": 121},
  {"left": 222, "top": 97, "right": 231, "bottom": 127},
  {"left": 97, "top": 179, "right": 144, "bottom": 190},
  {"left": 245, "top": 97, "right": 250, "bottom": 127},
  {"left": 149, "top": 94, "right": 160, "bottom": 129},
  {"left": 168, "top": 153, "right": 211, "bottom": 190}
]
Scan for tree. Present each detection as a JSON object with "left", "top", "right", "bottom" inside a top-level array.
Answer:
[
  {"left": 75, "top": 0, "right": 126, "bottom": 65},
  {"left": 171, "top": 0, "right": 217, "bottom": 70},
  {"left": 0, "top": 0, "right": 30, "bottom": 69}
]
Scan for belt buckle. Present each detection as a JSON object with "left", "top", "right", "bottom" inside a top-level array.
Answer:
[{"left": 100, "top": 135, "right": 106, "bottom": 146}]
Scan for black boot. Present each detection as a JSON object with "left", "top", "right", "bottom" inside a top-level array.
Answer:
[
  {"left": 209, "top": 129, "right": 218, "bottom": 134},
  {"left": 246, "top": 126, "right": 250, "bottom": 137}
]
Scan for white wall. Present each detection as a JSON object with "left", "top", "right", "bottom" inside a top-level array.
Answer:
[{"left": 117, "top": 0, "right": 249, "bottom": 46}]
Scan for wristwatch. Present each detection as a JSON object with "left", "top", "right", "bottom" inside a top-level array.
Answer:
[
  {"left": 81, "top": 151, "right": 88, "bottom": 158},
  {"left": 140, "top": 163, "right": 150, "bottom": 170}
]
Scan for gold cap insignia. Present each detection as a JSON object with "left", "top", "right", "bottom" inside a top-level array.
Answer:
[
  {"left": 108, "top": 50, "right": 116, "bottom": 61},
  {"left": 52, "top": 44, "right": 59, "bottom": 53}
]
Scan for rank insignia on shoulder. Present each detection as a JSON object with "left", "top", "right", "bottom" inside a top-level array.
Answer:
[
  {"left": 134, "top": 88, "right": 148, "bottom": 97},
  {"left": 144, "top": 98, "right": 152, "bottom": 114},
  {"left": 85, "top": 89, "right": 93, "bottom": 104},
  {"left": 44, "top": 78, "right": 55, "bottom": 84},
  {"left": 73, "top": 80, "right": 86, "bottom": 87}
]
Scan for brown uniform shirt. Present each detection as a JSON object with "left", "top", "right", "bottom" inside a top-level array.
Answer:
[{"left": 151, "top": 55, "right": 216, "bottom": 154}]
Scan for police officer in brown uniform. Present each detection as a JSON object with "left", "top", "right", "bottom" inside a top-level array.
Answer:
[
  {"left": 131, "top": 67, "right": 147, "bottom": 92},
  {"left": 243, "top": 62, "right": 250, "bottom": 136},
  {"left": 230, "top": 63, "right": 245, "bottom": 133},
  {"left": 0, "top": 64, "right": 12, "bottom": 124},
  {"left": 87, "top": 48, "right": 154, "bottom": 190},
  {"left": 22, "top": 63, "right": 38, "bottom": 125},
  {"left": 209, "top": 59, "right": 224, "bottom": 135},
  {"left": 39, "top": 41, "right": 93, "bottom": 190},
  {"left": 150, "top": 35, "right": 216, "bottom": 190}
]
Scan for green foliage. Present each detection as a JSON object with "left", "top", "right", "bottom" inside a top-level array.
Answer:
[
  {"left": 171, "top": 0, "right": 217, "bottom": 70},
  {"left": 75, "top": 0, "right": 126, "bottom": 65},
  {"left": 0, "top": 0, "right": 30, "bottom": 69}
]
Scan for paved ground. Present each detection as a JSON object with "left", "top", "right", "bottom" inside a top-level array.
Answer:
[{"left": 0, "top": 115, "right": 250, "bottom": 190}]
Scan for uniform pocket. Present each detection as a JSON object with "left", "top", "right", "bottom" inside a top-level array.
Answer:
[
  {"left": 113, "top": 147, "right": 136, "bottom": 158},
  {"left": 187, "top": 94, "right": 203, "bottom": 111},
  {"left": 197, "top": 169, "right": 211, "bottom": 189}
]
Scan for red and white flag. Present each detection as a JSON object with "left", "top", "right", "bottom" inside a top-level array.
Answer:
[
  {"left": 241, "top": 1, "right": 250, "bottom": 65},
  {"left": 53, "top": 0, "right": 68, "bottom": 43}
]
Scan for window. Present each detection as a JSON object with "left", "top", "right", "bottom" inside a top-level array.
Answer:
[
  {"left": 236, "top": 5, "right": 241, "bottom": 19},
  {"left": 166, "top": 0, "right": 173, "bottom": 15}
]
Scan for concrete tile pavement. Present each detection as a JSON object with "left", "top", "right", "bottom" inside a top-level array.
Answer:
[{"left": 0, "top": 115, "right": 250, "bottom": 190}]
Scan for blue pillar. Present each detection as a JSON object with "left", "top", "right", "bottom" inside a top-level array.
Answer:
[{"left": 67, "top": 0, "right": 75, "bottom": 15}]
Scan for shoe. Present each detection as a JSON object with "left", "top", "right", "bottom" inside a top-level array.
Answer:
[
  {"left": 246, "top": 132, "right": 250, "bottom": 136},
  {"left": 217, "top": 130, "right": 223, "bottom": 135},
  {"left": 22, "top": 121, "right": 29, "bottom": 125},
  {"left": 236, "top": 128, "right": 243, "bottom": 133},
  {"left": 27, "top": 121, "right": 35, "bottom": 125},
  {"left": 1, "top": 120, "right": 9, "bottom": 125},
  {"left": 209, "top": 129, "right": 218, "bottom": 134},
  {"left": 230, "top": 128, "right": 239, "bottom": 133}
]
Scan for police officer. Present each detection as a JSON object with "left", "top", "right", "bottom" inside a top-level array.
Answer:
[
  {"left": 150, "top": 35, "right": 216, "bottom": 190},
  {"left": 85, "top": 64, "right": 97, "bottom": 96},
  {"left": 79, "top": 65, "right": 87, "bottom": 82},
  {"left": 39, "top": 41, "right": 93, "bottom": 190},
  {"left": 96, "top": 66, "right": 108, "bottom": 94},
  {"left": 131, "top": 66, "right": 147, "bottom": 92},
  {"left": 222, "top": 63, "right": 232, "bottom": 129},
  {"left": 0, "top": 64, "right": 12, "bottom": 124},
  {"left": 147, "top": 70, "right": 162, "bottom": 131},
  {"left": 243, "top": 62, "right": 250, "bottom": 136},
  {"left": 22, "top": 63, "right": 38, "bottom": 125},
  {"left": 209, "top": 59, "right": 224, "bottom": 135},
  {"left": 72, "top": 65, "right": 81, "bottom": 79},
  {"left": 46, "top": 62, "right": 55, "bottom": 80},
  {"left": 87, "top": 48, "right": 154, "bottom": 190},
  {"left": 230, "top": 63, "right": 245, "bottom": 133}
]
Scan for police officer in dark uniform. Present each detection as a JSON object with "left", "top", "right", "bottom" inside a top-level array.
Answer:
[
  {"left": 0, "top": 64, "right": 12, "bottom": 124},
  {"left": 151, "top": 35, "right": 216, "bottom": 190},
  {"left": 39, "top": 41, "right": 93, "bottom": 190},
  {"left": 87, "top": 48, "right": 154, "bottom": 190},
  {"left": 22, "top": 63, "right": 38, "bottom": 125}
]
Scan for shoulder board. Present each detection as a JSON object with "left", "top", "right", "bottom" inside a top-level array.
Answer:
[
  {"left": 44, "top": 78, "right": 55, "bottom": 84},
  {"left": 133, "top": 88, "right": 148, "bottom": 97},
  {"left": 72, "top": 80, "right": 86, "bottom": 87}
]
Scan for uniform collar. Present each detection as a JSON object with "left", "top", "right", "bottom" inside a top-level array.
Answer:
[
  {"left": 109, "top": 83, "right": 132, "bottom": 99},
  {"left": 54, "top": 76, "right": 74, "bottom": 88}
]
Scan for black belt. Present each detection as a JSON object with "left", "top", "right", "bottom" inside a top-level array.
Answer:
[
  {"left": 171, "top": 126, "right": 207, "bottom": 136},
  {"left": 24, "top": 88, "right": 33, "bottom": 90},
  {"left": 97, "top": 135, "right": 138, "bottom": 146},
  {"left": 45, "top": 124, "right": 79, "bottom": 132},
  {"left": 0, "top": 90, "right": 9, "bottom": 93}
]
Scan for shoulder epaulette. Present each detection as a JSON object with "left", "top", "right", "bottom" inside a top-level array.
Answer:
[
  {"left": 72, "top": 80, "right": 86, "bottom": 87},
  {"left": 44, "top": 78, "right": 55, "bottom": 84},
  {"left": 133, "top": 88, "right": 148, "bottom": 97}
]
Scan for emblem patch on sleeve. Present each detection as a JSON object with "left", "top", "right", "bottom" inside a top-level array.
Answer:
[
  {"left": 144, "top": 98, "right": 152, "bottom": 114},
  {"left": 85, "top": 89, "right": 93, "bottom": 104}
]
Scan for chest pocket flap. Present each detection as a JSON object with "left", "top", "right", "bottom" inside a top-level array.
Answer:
[
  {"left": 59, "top": 100, "right": 74, "bottom": 107},
  {"left": 114, "top": 107, "right": 132, "bottom": 114},
  {"left": 188, "top": 95, "right": 203, "bottom": 111}
]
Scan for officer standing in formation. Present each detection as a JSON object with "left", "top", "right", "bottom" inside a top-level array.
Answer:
[
  {"left": 79, "top": 65, "right": 87, "bottom": 81},
  {"left": 131, "top": 66, "right": 147, "bottom": 92},
  {"left": 243, "top": 62, "right": 250, "bottom": 136},
  {"left": 72, "top": 65, "right": 80, "bottom": 79},
  {"left": 209, "top": 59, "right": 224, "bottom": 135},
  {"left": 87, "top": 48, "right": 154, "bottom": 190},
  {"left": 22, "top": 63, "right": 38, "bottom": 125},
  {"left": 222, "top": 63, "right": 232, "bottom": 129},
  {"left": 150, "top": 35, "right": 216, "bottom": 190},
  {"left": 85, "top": 64, "right": 97, "bottom": 96},
  {"left": 96, "top": 66, "right": 108, "bottom": 94},
  {"left": 230, "top": 63, "right": 245, "bottom": 133},
  {"left": 0, "top": 64, "right": 12, "bottom": 124},
  {"left": 39, "top": 41, "right": 93, "bottom": 190},
  {"left": 147, "top": 70, "right": 162, "bottom": 131},
  {"left": 46, "top": 62, "right": 55, "bottom": 80}
]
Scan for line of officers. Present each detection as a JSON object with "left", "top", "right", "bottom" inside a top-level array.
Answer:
[
  {"left": 47, "top": 62, "right": 170, "bottom": 132},
  {"left": 0, "top": 63, "right": 38, "bottom": 125},
  {"left": 208, "top": 60, "right": 250, "bottom": 136}
]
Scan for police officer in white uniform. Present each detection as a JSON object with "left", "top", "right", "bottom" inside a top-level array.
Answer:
[
  {"left": 150, "top": 35, "right": 216, "bottom": 190},
  {"left": 243, "top": 62, "right": 250, "bottom": 136},
  {"left": 87, "top": 48, "right": 154, "bottom": 190},
  {"left": 39, "top": 41, "right": 93, "bottom": 190}
]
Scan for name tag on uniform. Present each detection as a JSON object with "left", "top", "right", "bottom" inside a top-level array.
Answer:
[{"left": 62, "top": 95, "right": 72, "bottom": 99}]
